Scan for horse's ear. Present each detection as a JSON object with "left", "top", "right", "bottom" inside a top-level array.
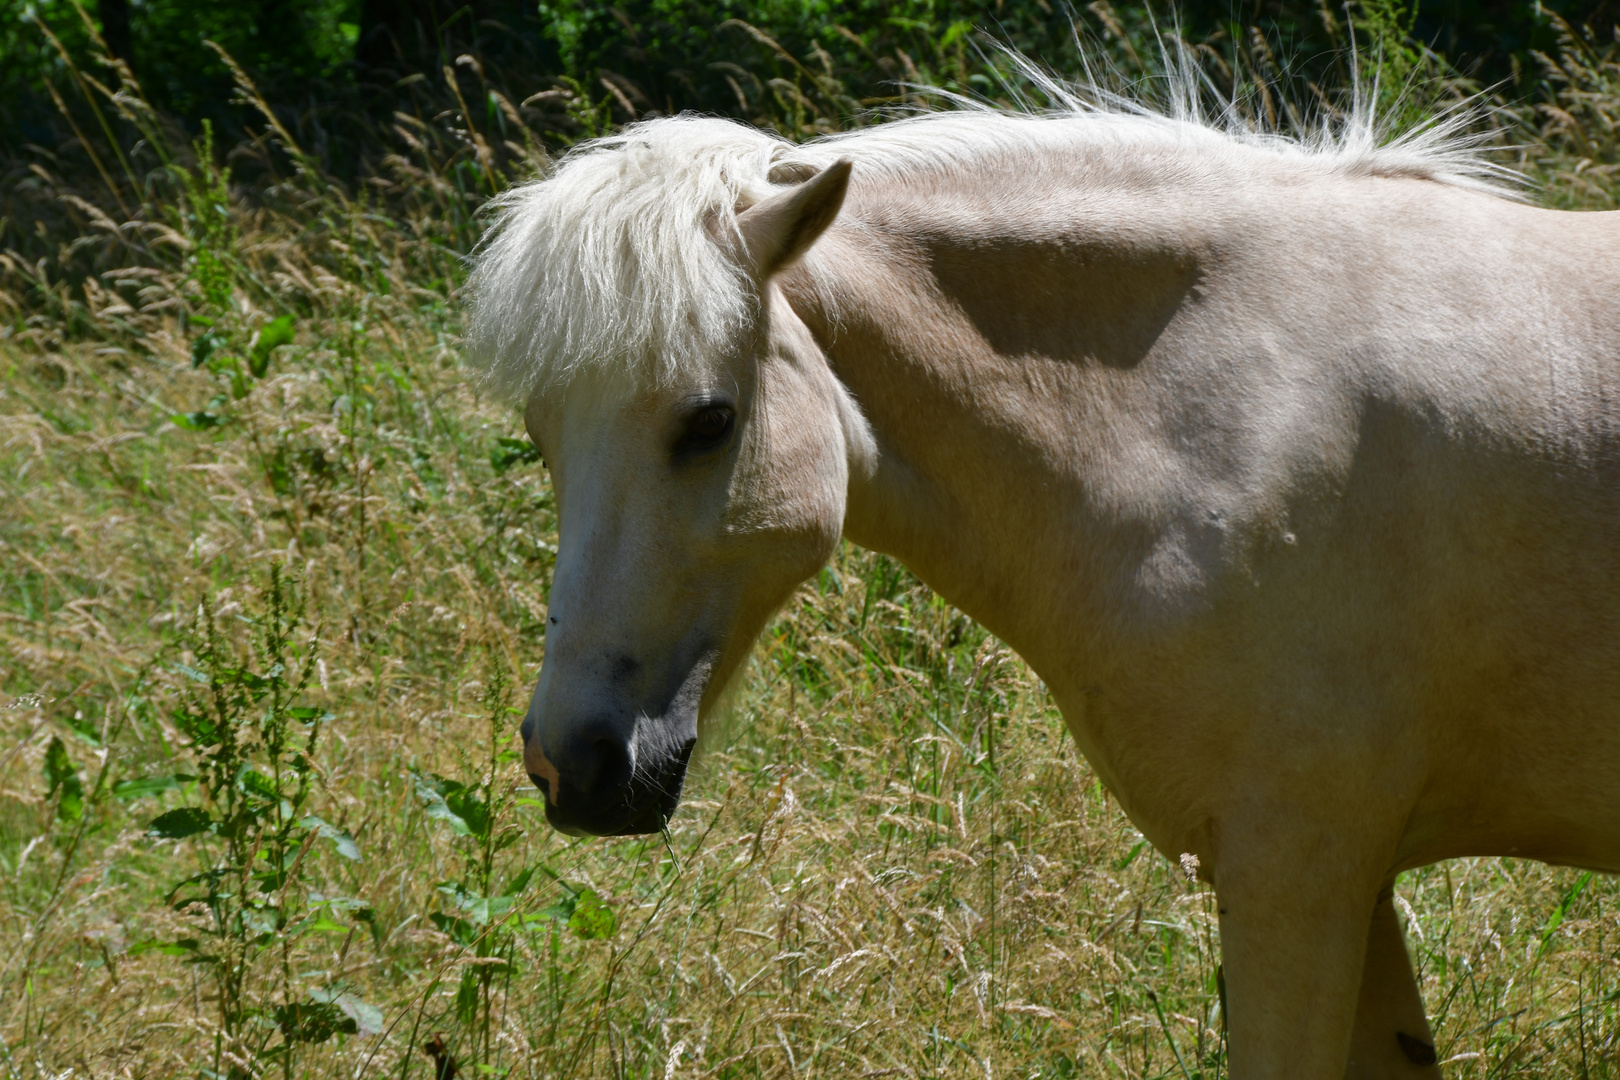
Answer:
[{"left": 735, "top": 158, "right": 851, "bottom": 280}]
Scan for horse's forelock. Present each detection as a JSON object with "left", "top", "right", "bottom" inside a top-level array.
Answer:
[{"left": 463, "top": 117, "right": 786, "bottom": 402}]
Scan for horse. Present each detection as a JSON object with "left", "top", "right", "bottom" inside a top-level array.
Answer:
[{"left": 463, "top": 75, "right": 1620, "bottom": 1079}]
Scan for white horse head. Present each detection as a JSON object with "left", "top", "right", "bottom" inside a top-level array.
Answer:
[{"left": 470, "top": 133, "right": 870, "bottom": 835}]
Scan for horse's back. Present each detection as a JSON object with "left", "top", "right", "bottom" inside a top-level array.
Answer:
[{"left": 1198, "top": 184, "right": 1620, "bottom": 868}]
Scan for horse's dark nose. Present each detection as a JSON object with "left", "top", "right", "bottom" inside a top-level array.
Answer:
[
  {"left": 529, "top": 720, "right": 697, "bottom": 836},
  {"left": 560, "top": 730, "right": 634, "bottom": 801},
  {"left": 528, "top": 719, "right": 643, "bottom": 836}
]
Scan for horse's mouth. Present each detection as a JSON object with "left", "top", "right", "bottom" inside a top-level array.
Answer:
[
  {"left": 533, "top": 736, "right": 695, "bottom": 837},
  {"left": 542, "top": 797, "right": 672, "bottom": 837}
]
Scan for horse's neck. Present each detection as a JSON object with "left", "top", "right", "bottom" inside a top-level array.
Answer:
[
  {"left": 782, "top": 189, "right": 1210, "bottom": 678},
  {"left": 786, "top": 165, "right": 1620, "bottom": 687}
]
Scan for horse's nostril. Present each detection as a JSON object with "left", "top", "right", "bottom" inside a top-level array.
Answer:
[
  {"left": 568, "top": 733, "right": 632, "bottom": 797},
  {"left": 595, "top": 736, "right": 630, "bottom": 778},
  {"left": 540, "top": 723, "right": 639, "bottom": 833}
]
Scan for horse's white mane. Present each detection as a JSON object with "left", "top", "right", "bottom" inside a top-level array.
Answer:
[{"left": 465, "top": 57, "right": 1511, "bottom": 400}]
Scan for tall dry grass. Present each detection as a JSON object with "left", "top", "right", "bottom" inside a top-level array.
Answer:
[{"left": 2, "top": 13, "right": 1619, "bottom": 1080}]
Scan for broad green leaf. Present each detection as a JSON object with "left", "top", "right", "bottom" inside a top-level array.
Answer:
[
  {"left": 455, "top": 968, "right": 479, "bottom": 1024},
  {"left": 343, "top": 997, "right": 384, "bottom": 1037},
  {"left": 231, "top": 668, "right": 271, "bottom": 692},
  {"left": 148, "top": 806, "right": 213, "bottom": 839},
  {"left": 429, "top": 911, "right": 478, "bottom": 946},
  {"left": 250, "top": 315, "right": 296, "bottom": 377},
  {"left": 113, "top": 774, "right": 193, "bottom": 801},
  {"left": 43, "top": 736, "right": 84, "bottom": 822},
  {"left": 255, "top": 867, "right": 292, "bottom": 892},
  {"left": 129, "top": 937, "right": 199, "bottom": 957},
  {"left": 190, "top": 332, "right": 221, "bottom": 368},
  {"left": 437, "top": 880, "right": 502, "bottom": 924},
  {"left": 537, "top": 886, "right": 577, "bottom": 923},
  {"left": 567, "top": 888, "right": 617, "bottom": 940},
  {"left": 444, "top": 786, "right": 491, "bottom": 840},
  {"left": 274, "top": 999, "right": 353, "bottom": 1044},
  {"left": 43, "top": 736, "right": 76, "bottom": 790},
  {"left": 325, "top": 828, "right": 362, "bottom": 861},
  {"left": 455, "top": 895, "right": 513, "bottom": 926},
  {"left": 309, "top": 892, "right": 372, "bottom": 915},
  {"left": 310, "top": 987, "right": 384, "bottom": 1037},
  {"left": 490, "top": 436, "right": 541, "bottom": 473},
  {"left": 411, "top": 771, "right": 472, "bottom": 836},
  {"left": 503, "top": 865, "right": 536, "bottom": 896},
  {"left": 237, "top": 766, "right": 279, "bottom": 802},
  {"left": 171, "top": 663, "right": 211, "bottom": 685},
  {"left": 436, "top": 880, "right": 474, "bottom": 902},
  {"left": 172, "top": 706, "right": 217, "bottom": 744},
  {"left": 172, "top": 409, "right": 224, "bottom": 431},
  {"left": 300, "top": 814, "right": 361, "bottom": 860},
  {"left": 940, "top": 19, "right": 975, "bottom": 48}
]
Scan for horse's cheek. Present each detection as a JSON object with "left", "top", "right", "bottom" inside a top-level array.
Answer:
[{"left": 735, "top": 371, "right": 848, "bottom": 567}]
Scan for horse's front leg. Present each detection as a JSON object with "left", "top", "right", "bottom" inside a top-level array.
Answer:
[
  {"left": 1345, "top": 887, "right": 1441, "bottom": 1079},
  {"left": 1213, "top": 804, "right": 1397, "bottom": 1080}
]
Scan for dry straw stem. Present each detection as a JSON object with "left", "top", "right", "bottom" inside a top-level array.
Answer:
[{"left": 2, "top": 19, "right": 1619, "bottom": 1080}]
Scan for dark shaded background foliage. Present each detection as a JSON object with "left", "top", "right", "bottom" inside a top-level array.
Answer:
[
  {"left": 2, "top": 0, "right": 1617, "bottom": 330},
  {"left": 4, "top": 0, "right": 1617, "bottom": 150}
]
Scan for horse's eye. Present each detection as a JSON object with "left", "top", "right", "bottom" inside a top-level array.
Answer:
[{"left": 680, "top": 405, "right": 735, "bottom": 453}]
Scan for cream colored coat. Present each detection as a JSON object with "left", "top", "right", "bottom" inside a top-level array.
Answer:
[{"left": 472, "top": 111, "right": 1620, "bottom": 1079}]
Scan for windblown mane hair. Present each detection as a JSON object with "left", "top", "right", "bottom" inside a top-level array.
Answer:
[{"left": 464, "top": 57, "right": 1511, "bottom": 400}]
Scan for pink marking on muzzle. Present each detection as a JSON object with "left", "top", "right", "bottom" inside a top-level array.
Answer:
[{"left": 526, "top": 741, "right": 561, "bottom": 804}]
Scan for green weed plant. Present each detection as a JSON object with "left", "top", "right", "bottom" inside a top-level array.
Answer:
[{"left": 140, "top": 567, "right": 376, "bottom": 1076}]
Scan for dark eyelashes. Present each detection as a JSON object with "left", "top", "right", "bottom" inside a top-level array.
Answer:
[{"left": 676, "top": 403, "right": 735, "bottom": 456}]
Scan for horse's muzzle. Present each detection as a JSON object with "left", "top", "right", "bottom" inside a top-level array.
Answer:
[{"left": 525, "top": 718, "right": 694, "bottom": 836}]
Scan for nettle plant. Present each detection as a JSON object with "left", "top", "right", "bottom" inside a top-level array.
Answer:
[
  {"left": 409, "top": 652, "right": 617, "bottom": 1070},
  {"left": 172, "top": 122, "right": 300, "bottom": 433},
  {"left": 140, "top": 567, "right": 378, "bottom": 1077}
]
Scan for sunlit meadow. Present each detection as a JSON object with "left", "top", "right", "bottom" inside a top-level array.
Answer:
[{"left": 1, "top": 11, "right": 1618, "bottom": 1078}]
